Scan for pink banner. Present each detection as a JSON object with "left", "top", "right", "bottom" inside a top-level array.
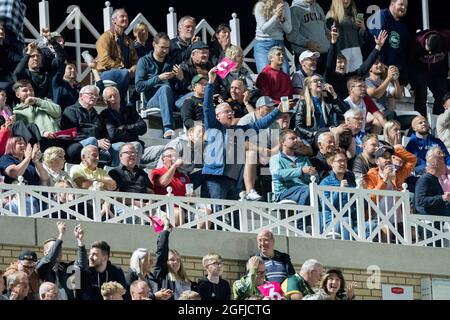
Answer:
[
  {"left": 258, "top": 282, "right": 285, "bottom": 300},
  {"left": 149, "top": 216, "right": 164, "bottom": 233},
  {"left": 53, "top": 127, "right": 78, "bottom": 139},
  {"left": 216, "top": 57, "right": 236, "bottom": 79}
]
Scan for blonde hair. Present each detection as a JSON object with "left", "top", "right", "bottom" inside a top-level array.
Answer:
[
  {"left": 100, "top": 281, "right": 126, "bottom": 298},
  {"left": 133, "top": 22, "right": 149, "bottom": 37},
  {"left": 225, "top": 45, "right": 243, "bottom": 62},
  {"left": 168, "top": 249, "right": 191, "bottom": 283},
  {"left": 42, "top": 147, "right": 65, "bottom": 167},
  {"left": 383, "top": 120, "right": 401, "bottom": 146},
  {"left": 179, "top": 290, "right": 201, "bottom": 300},
  {"left": 304, "top": 76, "right": 326, "bottom": 127},
  {"left": 254, "top": 0, "right": 278, "bottom": 20},
  {"left": 202, "top": 253, "right": 222, "bottom": 268},
  {"left": 326, "top": 0, "right": 358, "bottom": 25}
]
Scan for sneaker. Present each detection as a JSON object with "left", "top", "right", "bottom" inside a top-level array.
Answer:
[
  {"left": 163, "top": 129, "right": 174, "bottom": 139},
  {"left": 245, "top": 189, "right": 263, "bottom": 201}
]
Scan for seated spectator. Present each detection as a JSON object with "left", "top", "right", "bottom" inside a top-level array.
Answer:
[
  {"left": 101, "top": 281, "right": 126, "bottom": 300},
  {"left": 96, "top": 8, "right": 137, "bottom": 106},
  {"left": 437, "top": 93, "right": 450, "bottom": 152},
  {"left": 345, "top": 76, "right": 385, "bottom": 134},
  {"left": 291, "top": 50, "right": 320, "bottom": 97},
  {"left": 309, "top": 132, "right": 335, "bottom": 181},
  {"left": 221, "top": 45, "right": 255, "bottom": 100},
  {"left": 406, "top": 115, "right": 450, "bottom": 175},
  {"left": 3, "top": 271, "right": 29, "bottom": 300},
  {"left": 209, "top": 24, "right": 231, "bottom": 66},
  {"left": 42, "top": 146, "right": 73, "bottom": 187},
  {"left": 168, "top": 16, "right": 199, "bottom": 65},
  {"left": 352, "top": 134, "right": 379, "bottom": 177},
  {"left": 76, "top": 238, "right": 127, "bottom": 300},
  {"left": 415, "top": 146, "right": 450, "bottom": 216},
  {"left": 281, "top": 258, "right": 323, "bottom": 300},
  {"left": 287, "top": 0, "right": 329, "bottom": 73},
  {"left": 39, "top": 282, "right": 59, "bottom": 300},
  {"left": 13, "top": 37, "right": 65, "bottom": 99},
  {"left": 225, "top": 79, "right": 253, "bottom": 121},
  {"left": 181, "top": 74, "right": 207, "bottom": 130},
  {"left": 100, "top": 86, "right": 148, "bottom": 167},
  {"left": 294, "top": 75, "right": 348, "bottom": 146},
  {"left": 150, "top": 147, "right": 191, "bottom": 226},
  {"left": 69, "top": 145, "right": 116, "bottom": 191},
  {"left": 253, "top": 0, "right": 292, "bottom": 74},
  {"left": 60, "top": 85, "right": 111, "bottom": 164},
  {"left": 197, "top": 253, "right": 231, "bottom": 300},
  {"left": 256, "top": 46, "right": 293, "bottom": 103},
  {"left": 303, "top": 268, "right": 356, "bottom": 300},
  {"left": 0, "top": 89, "right": 13, "bottom": 127},
  {"left": 382, "top": 120, "right": 402, "bottom": 146},
  {"left": 270, "top": 129, "right": 318, "bottom": 204},
  {"left": 365, "top": 58, "right": 403, "bottom": 119},
  {"left": 255, "top": 230, "right": 295, "bottom": 284},
  {"left": 3, "top": 250, "right": 39, "bottom": 300},
  {"left": 331, "top": 108, "right": 366, "bottom": 160},
  {"left": 126, "top": 248, "right": 173, "bottom": 300},
  {"left": 153, "top": 221, "right": 194, "bottom": 300},
  {"left": 35, "top": 222, "right": 87, "bottom": 300},
  {"left": 135, "top": 32, "right": 182, "bottom": 139},
  {"left": 133, "top": 22, "right": 152, "bottom": 59},
  {"left": 325, "top": 28, "right": 388, "bottom": 100},
  {"left": 232, "top": 256, "right": 268, "bottom": 300}
]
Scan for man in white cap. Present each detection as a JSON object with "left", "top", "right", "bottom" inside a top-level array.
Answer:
[{"left": 291, "top": 50, "right": 320, "bottom": 98}]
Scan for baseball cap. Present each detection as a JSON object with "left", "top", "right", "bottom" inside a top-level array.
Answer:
[
  {"left": 19, "top": 250, "right": 37, "bottom": 262},
  {"left": 299, "top": 50, "right": 320, "bottom": 63},
  {"left": 255, "top": 96, "right": 276, "bottom": 108},
  {"left": 50, "top": 31, "right": 63, "bottom": 39},
  {"left": 191, "top": 74, "right": 207, "bottom": 87},
  {"left": 374, "top": 145, "right": 395, "bottom": 159},
  {"left": 190, "top": 41, "right": 209, "bottom": 52}
]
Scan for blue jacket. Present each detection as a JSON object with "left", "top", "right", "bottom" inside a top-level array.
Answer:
[
  {"left": 406, "top": 133, "right": 450, "bottom": 169},
  {"left": 269, "top": 151, "right": 316, "bottom": 199},
  {"left": 202, "top": 83, "right": 281, "bottom": 176},
  {"left": 135, "top": 51, "right": 178, "bottom": 103}
]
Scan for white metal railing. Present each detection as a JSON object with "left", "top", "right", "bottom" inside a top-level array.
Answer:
[{"left": 1, "top": 178, "right": 449, "bottom": 248}]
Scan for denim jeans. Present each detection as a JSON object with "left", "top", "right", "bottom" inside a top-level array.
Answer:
[
  {"left": 101, "top": 69, "right": 131, "bottom": 107},
  {"left": 79, "top": 137, "right": 112, "bottom": 164},
  {"left": 146, "top": 85, "right": 175, "bottom": 132},
  {"left": 254, "top": 39, "right": 290, "bottom": 74}
]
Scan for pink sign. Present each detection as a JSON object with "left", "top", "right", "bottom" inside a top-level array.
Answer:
[
  {"left": 53, "top": 127, "right": 78, "bottom": 139},
  {"left": 216, "top": 57, "right": 236, "bottom": 79},
  {"left": 258, "top": 282, "right": 285, "bottom": 300},
  {"left": 149, "top": 216, "right": 164, "bottom": 233}
]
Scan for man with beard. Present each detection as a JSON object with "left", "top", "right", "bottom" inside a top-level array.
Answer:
[
  {"left": 291, "top": 50, "right": 319, "bottom": 98},
  {"left": 169, "top": 16, "right": 200, "bottom": 65},
  {"left": 406, "top": 115, "right": 450, "bottom": 175}
]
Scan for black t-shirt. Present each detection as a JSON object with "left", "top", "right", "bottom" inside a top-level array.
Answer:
[{"left": 196, "top": 277, "right": 231, "bottom": 301}]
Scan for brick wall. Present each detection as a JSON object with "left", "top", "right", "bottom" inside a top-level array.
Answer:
[{"left": 2, "top": 243, "right": 448, "bottom": 300}]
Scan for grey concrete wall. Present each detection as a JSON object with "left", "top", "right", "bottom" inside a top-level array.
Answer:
[{"left": 1, "top": 216, "right": 449, "bottom": 276}]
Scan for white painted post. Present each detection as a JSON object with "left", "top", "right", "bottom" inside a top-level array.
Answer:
[
  {"left": 355, "top": 178, "right": 367, "bottom": 241},
  {"left": 103, "top": 1, "right": 113, "bottom": 32},
  {"left": 17, "top": 176, "right": 27, "bottom": 217},
  {"left": 421, "top": 0, "right": 430, "bottom": 31},
  {"left": 166, "top": 7, "right": 177, "bottom": 39},
  {"left": 39, "top": 0, "right": 50, "bottom": 31},
  {"left": 238, "top": 191, "right": 248, "bottom": 232},
  {"left": 166, "top": 187, "right": 176, "bottom": 226},
  {"left": 401, "top": 183, "right": 412, "bottom": 245},
  {"left": 74, "top": 8, "right": 82, "bottom": 76},
  {"left": 229, "top": 13, "right": 240, "bottom": 47},
  {"left": 309, "top": 176, "right": 320, "bottom": 237}
]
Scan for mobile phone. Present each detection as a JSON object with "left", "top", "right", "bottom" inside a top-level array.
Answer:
[{"left": 357, "top": 13, "right": 364, "bottom": 22}]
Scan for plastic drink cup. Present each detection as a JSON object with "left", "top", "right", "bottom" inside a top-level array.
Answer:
[
  {"left": 81, "top": 50, "right": 93, "bottom": 64},
  {"left": 281, "top": 96, "right": 289, "bottom": 112},
  {"left": 185, "top": 183, "right": 194, "bottom": 195}
]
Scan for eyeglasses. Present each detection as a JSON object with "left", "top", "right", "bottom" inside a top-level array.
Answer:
[
  {"left": 208, "top": 261, "right": 224, "bottom": 267},
  {"left": 256, "top": 270, "right": 266, "bottom": 276},
  {"left": 121, "top": 151, "right": 137, "bottom": 156},
  {"left": 220, "top": 110, "right": 234, "bottom": 115}
]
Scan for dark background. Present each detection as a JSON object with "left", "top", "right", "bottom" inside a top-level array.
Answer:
[{"left": 22, "top": 0, "right": 449, "bottom": 62}]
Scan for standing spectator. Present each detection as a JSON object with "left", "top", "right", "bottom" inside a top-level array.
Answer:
[
  {"left": 232, "top": 256, "right": 268, "bottom": 300},
  {"left": 169, "top": 16, "right": 199, "bottom": 65},
  {"left": 303, "top": 268, "right": 356, "bottom": 300},
  {"left": 406, "top": 115, "right": 450, "bottom": 174},
  {"left": 133, "top": 22, "right": 152, "bottom": 59},
  {"left": 294, "top": 75, "right": 348, "bottom": 146},
  {"left": 415, "top": 146, "right": 450, "bottom": 216},
  {"left": 99, "top": 86, "right": 147, "bottom": 166},
  {"left": 256, "top": 46, "right": 293, "bottom": 103},
  {"left": 269, "top": 129, "right": 318, "bottom": 204},
  {"left": 209, "top": 24, "right": 231, "bottom": 66},
  {"left": 352, "top": 134, "right": 379, "bottom": 176},
  {"left": 253, "top": 0, "right": 292, "bottom": 74},
  {"left": 367, "top": 0, "right": 409, "bottom": 85},
  {"left": 291, "top": 50, "right": 319, "bottom": 97},
  {"left": 0, "top": 22, "right": 22, "bottom": 99},
  {"left": 410, "top": 29, "right": 450, "bottom": 116},
  {"left": 96, "top": 8, "right": 138, "bottom": 106},
  {"left": 309, "top": 131, "right": 336, "bottom": 181},
  {"left": 60, "top": 85, "right": 111, "bottom": 164},
  {"left": 197, "top": 253, "right": 231, "bottom": 300},
  {"left": 255, "top": 230, "right": 295, "bottom": 284},
  {"left": 437, "top": 93, "right": 450, "bottom": 151},
  {"left": 3, "top": 250, "right": 39, "bottom": 300},
  {"left": 287, "top": 0, "right": 329, "bottom": 74},
  {"left": 135, "top": 32, "right": 182, "bottom": 139},
  {"left": 325, "top": 0, "right": 366, "bottom": 72},
  {"left": 281, "top": 258, "right": 323, "bottom": 300}
]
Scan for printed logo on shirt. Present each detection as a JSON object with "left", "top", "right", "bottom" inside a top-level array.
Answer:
[{"left": 389, "top": 31, "right": 400, "bottom": 49}]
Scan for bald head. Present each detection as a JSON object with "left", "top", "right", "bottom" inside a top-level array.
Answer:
[
  {"left": 257, "top": 229, "right": 275, "bottom": 258},
  {"left": 39, "top": 282, "right": 59, "bottom": 300},
  {"left": 130, "top": 280, "right": 150, "bottom": 300}
]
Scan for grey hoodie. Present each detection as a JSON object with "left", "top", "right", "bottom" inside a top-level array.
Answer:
[{"left": 287, "top": 0, "right": 330, "bottom": 54}]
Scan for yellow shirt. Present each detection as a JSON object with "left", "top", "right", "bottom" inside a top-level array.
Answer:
[{"left": 69, "top": 163, "right": 111, "bottom": 189}]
